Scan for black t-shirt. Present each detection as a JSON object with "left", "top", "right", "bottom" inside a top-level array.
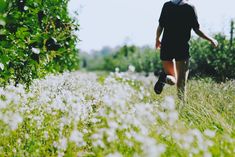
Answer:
[{"left": 159, "top": 1, "right": 199, "bottom": 52}]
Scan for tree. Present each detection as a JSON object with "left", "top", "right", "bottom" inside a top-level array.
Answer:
[{"left": 0, "top": 0, "right": 80, "bottom": 87}]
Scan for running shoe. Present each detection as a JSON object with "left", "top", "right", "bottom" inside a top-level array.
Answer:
[{"left": 154, "top": 71, "right": 166, "bottom": 94}]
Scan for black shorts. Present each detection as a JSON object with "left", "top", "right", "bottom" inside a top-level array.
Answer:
[{"left": 160, "top": 44, "right": 190, "bottom": 61}]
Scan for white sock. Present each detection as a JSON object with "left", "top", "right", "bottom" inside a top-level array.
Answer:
[{"left": 166, "top": 75, "right": 176, "bottom": 85}]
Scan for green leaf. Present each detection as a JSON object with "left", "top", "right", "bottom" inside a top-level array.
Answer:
[{"left": 0, "top": 0, "right": 7, "bottom": 13}]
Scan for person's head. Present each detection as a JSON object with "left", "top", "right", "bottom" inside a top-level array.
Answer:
[{"left": 171, "top": 0, "right": 188, "bottom": 5}]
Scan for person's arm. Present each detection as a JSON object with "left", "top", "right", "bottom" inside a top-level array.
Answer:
[
  {"left": 193, "top": 28, "right": 218, "bottom": 48},
  {"left": 156, "top": 3, "right": 166, "bottom": 49},
  {"left": 190, "top": 4, "right": 218, "bottom": 48},
  {"left": 155, "top": 25, "right": 163, "bottom": 49}
]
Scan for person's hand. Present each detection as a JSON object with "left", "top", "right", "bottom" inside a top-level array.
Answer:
[
  {"left": 155, "top": 39, "right": 161, "bottom": 49},
  {"left": 210, "top": 38, "right": 218, "bottom": 48}
]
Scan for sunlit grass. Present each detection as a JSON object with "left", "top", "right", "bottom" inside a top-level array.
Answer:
[
  {"left": 0, "top": 71, "right": 234, "bottom": 156},
  {"left": 150, "top": 77, "right": 235, "bottom": 156}
]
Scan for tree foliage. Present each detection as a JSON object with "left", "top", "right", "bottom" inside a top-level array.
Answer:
[
  {"left": 0, "top": 0, "right": 80, "bottom": 87},
  {"left": 82, "top": 33, "right": 235, "bottom": 81},
  {"left": 190, "top": 34, "right": 235, "bottom": 80}
]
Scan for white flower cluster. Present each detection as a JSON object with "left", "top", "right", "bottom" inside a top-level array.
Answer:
[{"left": 0, "top": 71, "right": 233, "bottom": 156}]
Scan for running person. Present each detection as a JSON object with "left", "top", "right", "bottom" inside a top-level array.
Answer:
[{"left": 154, "top": 0, "right": 218, "bottom": 101}]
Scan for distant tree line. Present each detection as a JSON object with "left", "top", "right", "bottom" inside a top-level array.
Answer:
[{"left": 82, "top": 21, "right": 235, "bottom": 81}]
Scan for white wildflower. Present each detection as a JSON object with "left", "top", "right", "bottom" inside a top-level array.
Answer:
[
  {"left": 203, "top": 152, "right": 212, "bottom": 157},
  {"left": 172, "top": 132, "right": 181, "bottom": 141},
  {"left": 115, "top": 67, "right": 120, "bottom": 73},
  {"left": 32, "top": 47, "right": 40, "bottom": 54},
  {"left": 108, "top": 121, "right": 119, "bottom": 129},
  {"left": 25, "top": 134, "right": 29, "bottom": 139},
  {"left": 162, "top": 96, "right": 175, "bottom": 111},
  {"left": 106, "top": 152, "right": 123, "bottom": 157},
  {"left": 128, "top": 65, "right": 135, "bottom": 72},
  {"left": 183, "top": 134, "right": 194, "bottom": 144},
  {"left": 24, "top": 6, "right": 29, "bottom": 10},
  {"left": 44, "top": 131, "right": 49, "bottom": 139},
  {"left": 69, "top": 130, "right": 86, "bottom": 147},
  {"left": 0, "top": 63, "right": 4, "bottom": 70},
  {"left": 13, "top": 148, "right": 16, "bottom": 153},
  {"left": 205, "top": 140, "right": 214, "bottom": 147},
  {"left": 204, "top": 129, "right": 216, "bottom": 138},
  {"left": 191, "top": 148, "right": 199, "bottom": 154},
  {"left": 93, "top": 139, "right": 105, "bottom": 148},
  {"left": 90, "top": 118, "right": 100, "bottom": 123},
  {"left": 168, "top": 111, "right": 178, "bottom": 124},
  {"left": 58, "top": 137, "right": 67, "bottom": 150},
  {"left": 158, "top": 112, "right": 167, "bottom": 121},
  {"left": 9, "top": 113, "right": 23, "bottom": 130}
]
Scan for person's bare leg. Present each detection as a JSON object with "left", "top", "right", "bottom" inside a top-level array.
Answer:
[
  {"left": 162, "top": 61, "right": 176, "bottom": 85},
  {"left": 162, "top": 61, "right": 174, "bottom": 76},
  {"left": 175, "top": 60, "right": 189, "bottom": 102}
]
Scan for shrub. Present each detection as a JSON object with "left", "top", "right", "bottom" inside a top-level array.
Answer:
[
  {"left": 0, "top": 0, "right": 80, "bottom": 87},
  {"left": 83, "top": 32, "right": 235, "bottom": 81},
  {"left": 190, "top": 34, "right": 235, "bottom": 80}
]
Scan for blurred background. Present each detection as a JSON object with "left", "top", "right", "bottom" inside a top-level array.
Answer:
[
  {"left": 68, "top": 0, "right": 235, "bottom": 81},
  {"left": 0, "top": 0, "right": 234, "bottom": 87}
]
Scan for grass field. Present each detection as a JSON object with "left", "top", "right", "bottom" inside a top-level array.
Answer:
[{"left": 0, "top": 71, "right": 234, "bottom": 157}]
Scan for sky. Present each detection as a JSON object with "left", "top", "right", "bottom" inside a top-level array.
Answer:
[{"left": 68, "top": 0, "right": 235, "bottom": 52}]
